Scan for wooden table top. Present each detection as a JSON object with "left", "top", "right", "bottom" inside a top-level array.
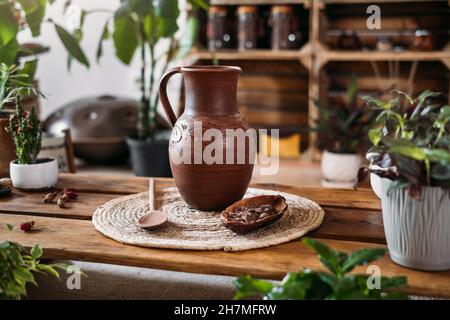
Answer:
[{"left": 0, "top": 173, "right": 449, "bottom": 298}]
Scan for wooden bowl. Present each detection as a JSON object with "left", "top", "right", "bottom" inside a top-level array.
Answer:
[{"left": 221, "top": 195, "right": 288, "bottom": 234}]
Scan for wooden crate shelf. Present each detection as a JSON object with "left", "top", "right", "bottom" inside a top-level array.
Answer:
[
  {"left": 189, "top": 49, "right": 309, "bottom": 61},
  {"left": 210, "top": 0, "right": 310, "bottom": 6},
  {"left": 320, "top": 0, "right": 447, "bottom": 4},
  {"left": 187, "top": 0, "right": 450, "bottom": 160}
]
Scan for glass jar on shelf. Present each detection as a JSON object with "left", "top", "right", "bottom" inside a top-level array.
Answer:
[
  {"left": 237, "top": 5, "right": 258, "bottom": 50},
  {"left": 270, "top": 5, "right": 299, "bottom": 50},
  {"left": 207, "top": 6, "right": 233, "bottom": 50}
]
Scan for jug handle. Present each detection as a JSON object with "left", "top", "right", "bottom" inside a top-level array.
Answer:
[{"left": 159, "top": 66, "right": 182, "bottom": 127}]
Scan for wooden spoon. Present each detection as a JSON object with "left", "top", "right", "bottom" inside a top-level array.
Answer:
[{"left": 138, "top": 178, "right": 168, "bottom": 230}]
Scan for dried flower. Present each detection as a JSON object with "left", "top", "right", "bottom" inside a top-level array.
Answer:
[
  {"left": 20, "top": 221, "right": 35, "bottom": 232},
  {"left": 63, "top": 189, "right": 79, "bottom": 200},
  {"left": 57, "top": 197, "right": 66, "bottom": 208},
  {"left": 44, "top": 191, "right": 58, "bottom": 203},
  {"left": 0, "top": 178, "right": 12, "bottom": 190}
]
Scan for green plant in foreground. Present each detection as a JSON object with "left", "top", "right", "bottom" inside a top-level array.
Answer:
[
  {"left": 1, "top": 225, "right": 68, "bottom": 300},
  {"left": 7, "top": 97, "right": 42, "bottom": 164},
  {"left": 234, "top": 238, "right": 407, "bottom": 300},
  {"left": 360, "top": 90, "right": 450, "bottom": 196}
]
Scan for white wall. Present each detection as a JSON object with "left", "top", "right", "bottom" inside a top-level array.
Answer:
[{"left": 19, "top": 0, "right": 184, "bottom": 120}]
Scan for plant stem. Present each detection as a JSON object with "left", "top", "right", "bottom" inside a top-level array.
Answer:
[
  {"left": 138, "top": 25, "right": 149, "bottom": 140},
  {"left": 148, "top": 43, "right": 157, "bottom": 139},
  {"left": 151, "top": 38, "right": 175, "bottom": 118}
]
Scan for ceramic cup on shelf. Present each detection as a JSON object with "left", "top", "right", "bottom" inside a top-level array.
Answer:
[{"left": 10, "top": 158, "right": 58, "bottom": 190}]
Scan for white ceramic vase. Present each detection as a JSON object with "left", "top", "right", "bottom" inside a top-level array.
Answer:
[
  {"left": 321, "top": 150, "right": 361, "bottom": 183},
  {"left": 368, "top": 164, "right": 393, "bottom": 199},
  {"left": 382, "top": 186, "right": 450, "bottom": 271},
  {"left": 10, "top": 158, "right": 58, "bottom": 190}
]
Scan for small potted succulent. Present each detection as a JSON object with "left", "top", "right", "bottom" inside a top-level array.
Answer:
[
  {"left": 8, "top": 97, "right": 58, "bottom": 190},
  {"left": 312, "top": 75, "right": 377, "bottom": 188},
  {"left": 360, "top": 91, "right": 450, "bottom": 271}
]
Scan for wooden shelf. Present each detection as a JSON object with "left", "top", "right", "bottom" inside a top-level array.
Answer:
[
  {"left": 190, "top": 49, "right": 307, "bottom": 61},
  {"left": 210, "top": 0, "right": 309, "bottom": 6},
  {"left": 321, "top": 0, "right": 447, "bottom": 4},
  {"left": 317, "top": 50, "right": 450, "bottom": 62}
]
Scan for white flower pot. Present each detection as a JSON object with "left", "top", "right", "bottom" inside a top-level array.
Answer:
[
  {"left": 321, "top": 150, "right": 361, "bottom": 183},
  {"left": 10, "top": 158, "right": 58, "bottom": 190},
  {"left": 368, "top": 164, "right": 393, "bottom": 199},
  {"left": 382, "top": 187, "right": 450, "bottom": 271}
]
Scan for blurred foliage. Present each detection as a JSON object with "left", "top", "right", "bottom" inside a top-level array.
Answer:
[
  {"left": 360, "top": 90, "right": 450, "bottom": 197},
  {"left": 311, "top": 75, "right": 379, "bottom": 153},
  {"left": 61, "top": 0, "right": 209, "bottom": 140},
  {"left": 234, "top": 238, "right": 407, "bottom": 300}
]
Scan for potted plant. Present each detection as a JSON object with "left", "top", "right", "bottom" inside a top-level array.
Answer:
[
  {"left": 0, "top": 64, "right": 36, "bottom": 176},
  {"left": 59, "top": 0, "right": 208, "bottom": 176},
  {"left": 0, "top": 1, "right": 82, "bottom": 175},
  {"left": 312, "top": 75, "right": 378, "bottom": 188},
  {"left": 8, "top": 96, "right": 58, "bottom": 190},
  {"left": 360, "top": 91, "right": 450, "bottom": 271},
  {"left": 234, "top": 238, "right": 407, "bottom": 300}
]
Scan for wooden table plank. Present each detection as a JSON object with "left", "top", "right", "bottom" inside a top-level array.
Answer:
[
  {"left": 0, "top": 190, "right": 385, "bottom": 244},
  {"left": 0, "top": 213, "right": 447, "bottom": 298},
  {"left": 56, "top": 174, "right": 381, "bottom": 210},
  {"left": 0, "top": 190, "right": 119, "bottom": 220}
]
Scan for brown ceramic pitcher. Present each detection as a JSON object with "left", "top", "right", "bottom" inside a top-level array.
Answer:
[{"left": 159, "top": 65, "right": 254, "bottom": 211}]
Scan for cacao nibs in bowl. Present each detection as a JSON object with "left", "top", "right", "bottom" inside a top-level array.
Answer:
[{"left": 221, "top": 195, "right": 288, "bottom": 235}]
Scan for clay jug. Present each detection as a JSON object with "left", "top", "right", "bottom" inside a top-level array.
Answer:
[{"left": 159, "top": 65, "right": 254, "bottom": 211}]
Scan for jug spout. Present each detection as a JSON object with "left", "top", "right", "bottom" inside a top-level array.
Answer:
[{"left": 181, "top": 66, "right": 241, "bottom": 116}]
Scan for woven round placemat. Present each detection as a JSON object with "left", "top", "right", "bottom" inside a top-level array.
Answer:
[{"left": 92, "top": 187, "right": 325, "bottom": 252}]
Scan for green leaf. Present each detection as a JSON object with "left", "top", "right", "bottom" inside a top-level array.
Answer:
[
  {"left": 415, "top": 90, "right": 441, "bottom": 108},
  {"left": 233, "top": 275, "right": 273, "bottom": 300},
  {"left": 188, "top": 0, "right": 209, "bottom": 10},
  {"left": 387, "top": 179, "right": 409, "bottom": 194},
  {"left": 112, "top": 14, "right": 138, "bottom": 65},
  {"left": 368, "top": 128, "right": 382, "bottom": 146},
  {"left": 391, "top": 90, "right": 414, "bottom": 105},
  {"left": 341, "top": 248, "right": 387, "bottom": 273},
  {"left": 19, "top": 0, "right": 47, "bottom": 37},
  {"left": 156, "top": 0, "right": 179, "bottom": 38},
  {"left": 423, "top": 148, "right": 450, "bottom": 163},
  {"left": 30, "top": 244, "right": 42, "bottom": 259},
  {"left": 380, "top": 276, "right": 407, "bottom": 289},
  {"left": 362, "top": 96, "right": 389, "bottom": 109},
  {"left": 54, "top": 23, "right": 89, "bottom": 67},
  {"left": 6, "top": 223, "right": 14, "bottom": 231},
  {"left": 37, "top": 264, "right": 60, "bottom": 279},
  {"left": 303, "top": 238, "right": 347, "bottom": 276},
  {"left": 96, "top": 19, "right": 110, "bottom": 63},
  {"left": 13, "top": 267, "right": 35, "bottom": 283},
  {"left": 384, "top": 138, "right": 426, "bottom": 161},
  {"left": 0, "top": 4, "right": 18, "bottom": 46},
  {"left": 20, "top": 59, "right": 38, "bottom": 82}
]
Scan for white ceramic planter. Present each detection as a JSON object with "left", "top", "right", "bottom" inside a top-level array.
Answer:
[
  {"left": 321, "top": 150, "right": 361, "bottom": 183},
  {"left": 10, "top": 158, "right": 58, "bottom": 190},
  {"left": 382, "top": 187, "right": 450, "bottom": 271},
  {"left": 368, "top": 164, "right": 393, "bottom": 199}
]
